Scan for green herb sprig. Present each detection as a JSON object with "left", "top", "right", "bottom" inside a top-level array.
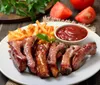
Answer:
[
  {"left": 37, "top": 33, "right": 55, "bottom": 43},
  {"left": 0, "top": 0, "right": 59, "bottom": 21}
]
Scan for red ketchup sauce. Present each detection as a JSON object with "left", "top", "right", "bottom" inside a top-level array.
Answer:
[{"left": 56, "top": 25, "right": 88, "bottom": 41}]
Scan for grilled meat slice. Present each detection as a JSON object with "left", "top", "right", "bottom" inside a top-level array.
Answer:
[
  {"left": 85, "top": 42, "right": 97, "bottom": 55},
  {"left": 8, "top": 40, "right": 27, "bottom": 72},
  {"left": 47, "top": 42, "right": 66, "bottom": 77},
  {"left": 47, "top": 42, "right": 57, "bottom": 65},
  {"left": 72, "top": 42, "right": 97, "bottom": 70},
  {"left": 47, "top": 42, "right": 66, "bottom": 65},
  {"left": 24, "top": 36, "right": 37, "bottom": 74},
  {"left": 61, "top": 45, "right": 80, "bottom": 75},
  {"left": 35, "top": 43, "right": 50, "bottom": 78}
]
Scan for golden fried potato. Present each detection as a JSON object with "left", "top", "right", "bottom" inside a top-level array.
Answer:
[{"left": 8, "top": 20, "right": 55, "bottom": 43}]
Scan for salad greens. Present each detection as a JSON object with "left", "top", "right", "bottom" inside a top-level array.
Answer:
[{"left": 0, "top": 0, "right": 59, "bottom": 21}]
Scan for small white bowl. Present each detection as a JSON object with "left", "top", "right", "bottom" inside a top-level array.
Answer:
[{"left": 54, "top": 23, "right": 88, "bottom": 44}]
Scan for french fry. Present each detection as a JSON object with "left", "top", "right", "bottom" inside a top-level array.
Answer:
[
  {"left": 36, "top": 20, "right": 47, "bottom": 34},
  {"left": 50, "top": 32, "right": 54, "bottom": 35},
  {"left": 33, "top": 26, "right": 38, "bottom": 36},
  {"left": 26, "top": 24, "right": 35, "bottom": 36},
  {"left": 8, "top": 20, "right": 55, "bottom": 43}
]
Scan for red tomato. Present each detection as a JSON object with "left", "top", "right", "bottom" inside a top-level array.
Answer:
[
  {"left": 50, "top": 2, "right": 72, "bottom": 19},
  {"left": 75, "top": 6, "right": 96, "bottom": 24},
  {"left": 70, "top": 0, "right": 95, "bottom": 10}
]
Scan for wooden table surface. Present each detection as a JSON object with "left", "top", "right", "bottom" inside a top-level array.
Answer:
[{"left": 0, "top": 0, "right": 100, "bottom": 85}]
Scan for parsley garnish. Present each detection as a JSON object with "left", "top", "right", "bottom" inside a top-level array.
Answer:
[
  {"left": 0, "top": 0, "right": 59, "bottom": 21},
  {"left": 37, "top": 33, "right": 55, "bottom": 43}
]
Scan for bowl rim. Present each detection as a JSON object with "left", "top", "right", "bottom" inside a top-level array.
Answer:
[{"left": 54, "top": 23, "right": 88, "bottom": 44}]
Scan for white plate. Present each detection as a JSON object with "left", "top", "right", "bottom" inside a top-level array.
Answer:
[{"left": 0, "top": 22, "right": 100, "bottom": 85}]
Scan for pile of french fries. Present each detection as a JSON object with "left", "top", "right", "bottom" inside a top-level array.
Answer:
[{"left": 8, "top": 20, "right": 55, "bottom": 42}]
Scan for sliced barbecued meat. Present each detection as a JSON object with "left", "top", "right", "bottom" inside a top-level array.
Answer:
[
  {"left": 24, "top": 36, "right": 37, "bottom": 74},
  {"left": 72, "top": 42, "right": 97, "bottom": 70},
  {"left": 86, "top": 42, "right": 97, "bottom": 55},
  {"left": 35, "top": 43, "right": 50, "bottom": 78},
  {"left": 8, "top": 40, "right": 27, "bottom": 72},
  {"left": 48, "top": 42, "right": 66, "bottom": 65},
  {"left": 56, "top": 47, "right": 66, "bottom": 59},
  {"left": 47, "top": 42, "right": 57, "bottom": 65},
  {"left": 61, "top": 45, "right": 80, "bottom": 75},
  {"left": 47, "top": 42, "right": 66, "bottom": 77}
]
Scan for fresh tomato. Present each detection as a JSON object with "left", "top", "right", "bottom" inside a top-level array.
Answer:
[
  {"left": 75, "top": 6, "right": 96, "bottom": 24},
  {"left": 50, "top": 2, "right": 72, "bottom": 19},
  {"left": 70, "top": 0, "right": 95, "bottom": 10}
]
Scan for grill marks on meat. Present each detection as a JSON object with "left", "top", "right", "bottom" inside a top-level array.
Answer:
[
  {"left": 8, "top": 36, "right": 37, "bottom": 73},
  {"left": 24, "top": 36, "right": 37, "bottom": 74},
  {"left": 72, "top": 42, "right": 97, "bottom": 70},
  {"left": 47, "top": 43, "right": 57, "bottom": 65},
  {"left": 8, "top": 40, "right": 27, "bottom": 72},
  {"left": 48, "top": 42, "right": 66, "bottom": 65},
  {"left": 47, "top": 42, "right": 66, "bottom": 77},
  {"left": 35, "top": 43, "right": 50, "bottom": 78},
  {"left": 85, "top": 42, "right": 97, "bottom": 55},
  {"left": 8, "top": 37, "right": 97, "bottom": 78},
  {"left": 61, "top": 45, "right": 81, "bottom": 75}
]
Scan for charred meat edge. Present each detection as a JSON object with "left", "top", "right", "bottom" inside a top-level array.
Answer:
[
  {"left": 61, "top": 45, "right": 81, "bottom": 75},
  {"left": 35, "top": 43, "right": 50, "bottom": 78},
  {"left": 24, "top": 36, "right": 37, "bottom": 74},
  {"left": 47, "top": 42, "right": 66, "bottom": 77},
  {"left": 72, "top": 42, "right": 97, "bottom": 70},
  {"left": 8, "top": 40, "right": 27, "bottom": 72}
]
